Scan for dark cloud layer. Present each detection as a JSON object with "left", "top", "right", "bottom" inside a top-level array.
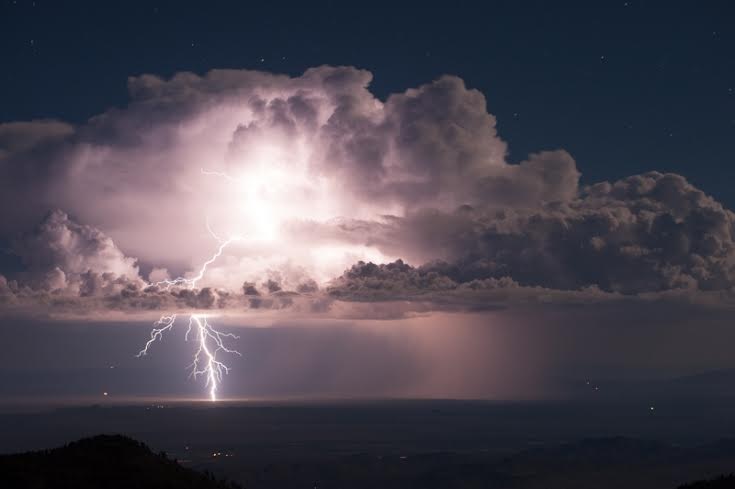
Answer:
[
  {"left": 346, "top": 171, "right": 735, "bottom": 295},
  {"left": 0, "top": 66, "right": 733, "bottom": 317}
]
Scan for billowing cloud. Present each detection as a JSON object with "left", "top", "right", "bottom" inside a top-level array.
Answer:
[
  {"left": 0, "top": 211, "right": 317, "bottom": 317},
  {"left": 13, "top": 209, "right": 141, "bottom": 291},
  {"left": 0, "top": 66, "right": 733, "bottom": 317},
  {"left": 340, "top": 171, "right": 735, "bottom": 295}
]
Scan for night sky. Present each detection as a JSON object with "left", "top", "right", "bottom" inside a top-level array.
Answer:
[
  {"left": 1, "top": 1, "right": 735, "bottom": 404},
  {"left": 2, "top": 1, "right": 733, "bottom": 205}
]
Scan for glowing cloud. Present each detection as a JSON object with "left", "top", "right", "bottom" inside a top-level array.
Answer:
[{"left": 1, "top": 67, "right": 734, "bottom": 313}]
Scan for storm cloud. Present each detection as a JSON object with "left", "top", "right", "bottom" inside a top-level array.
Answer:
[{"left": 1, "top": 66, "right": 733, "bottom": 317}]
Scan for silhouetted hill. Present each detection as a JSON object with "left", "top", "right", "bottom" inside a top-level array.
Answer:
[{"left": 0, "top": 434, "right": 240, "bottom": 489}]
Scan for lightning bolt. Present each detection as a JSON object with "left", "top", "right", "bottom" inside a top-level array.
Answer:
[
  {"left": 186, "top": 315, "right": 241, "bottom": 401},
  {"left": 136, "top": 224, "right": 243, "bottom": 402},
  {"left": 152, "top": 235, "right": 242, "bottom": 290}
]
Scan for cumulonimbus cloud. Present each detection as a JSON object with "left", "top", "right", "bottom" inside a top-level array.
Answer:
[{"left": 0, "top": 66, "right": 733, "bottom": 317}]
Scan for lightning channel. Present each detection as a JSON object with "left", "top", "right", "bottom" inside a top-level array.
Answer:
[{"left": 136, "top": 225, "right": 242, "bottom": 402}]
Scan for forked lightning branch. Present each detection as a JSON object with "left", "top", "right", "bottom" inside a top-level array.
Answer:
[{"left": 136, "top": 219, "right": 243, "bottom": 401}]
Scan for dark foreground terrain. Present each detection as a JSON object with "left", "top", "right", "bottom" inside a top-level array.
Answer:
[
  {"left": 2, "top": 400, "right": 735, "bottom": 488},
  {"left": 2, "top": 434, "right": 735, "bottom": 489},
  {"left": 0, "top": 435, "right": 240, "bottom": 489}
]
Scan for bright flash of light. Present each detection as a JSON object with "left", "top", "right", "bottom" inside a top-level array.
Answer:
[
  {"left": 137, "top": 146, "right": 393, "bottom": 401},
  {"left": 198, "top": 162, "right": 399, "bottom": 290},
  {"left": 200, "top": 140, "right": 341, "bottom": 246},
  {"left": 137, "top": 229, "right": 242, "bottom": 401},
  {"left": 202, "top": 164, "right": 298, "bottom": 243}
]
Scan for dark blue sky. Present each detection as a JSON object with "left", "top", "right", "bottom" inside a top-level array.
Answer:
[{"left": 1, "top": 0, "right": 733, "bottom": 206}]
